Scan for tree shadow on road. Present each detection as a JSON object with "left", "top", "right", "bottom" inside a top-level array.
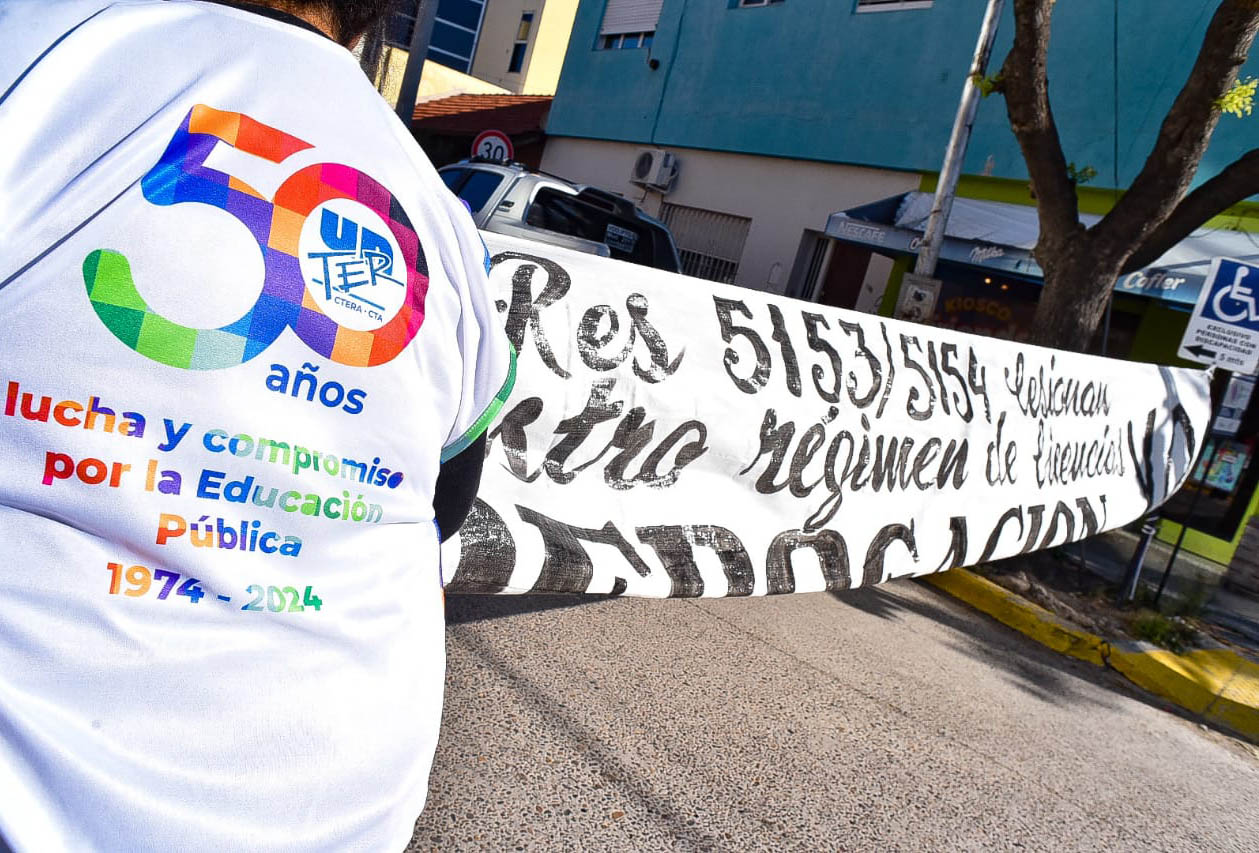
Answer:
[{"left": 831, "top": 580, "right": 1202, "bottom": 726}]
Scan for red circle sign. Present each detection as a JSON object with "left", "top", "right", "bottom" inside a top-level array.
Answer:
[{"left": 471, "top": 130, "right": 514, "bottom": 162}]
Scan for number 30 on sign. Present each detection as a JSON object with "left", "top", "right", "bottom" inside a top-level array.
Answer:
[{"left": 471, "top": 129, "right": 513, "bottom": 162}]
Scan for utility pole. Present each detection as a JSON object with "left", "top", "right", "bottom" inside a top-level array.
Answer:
[
  {"left": 913, "top": 0, "right": 1005, "bottom": 277},
  {"left": 394, "top": 0, "right": 441, "bottom": 124}
]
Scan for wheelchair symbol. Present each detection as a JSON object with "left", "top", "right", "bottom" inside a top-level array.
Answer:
[{"left": 1212, "top": 265, "right": 1258, "bottom": 323}]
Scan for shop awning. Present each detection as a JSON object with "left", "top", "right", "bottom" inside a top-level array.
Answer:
[{"left": 825, "top": 192, "right": 1259, "bottom": 309}]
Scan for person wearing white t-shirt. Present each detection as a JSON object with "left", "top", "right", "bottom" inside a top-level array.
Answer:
[{"left": 0, "top": 1, "right": 515, "bottom": 849}]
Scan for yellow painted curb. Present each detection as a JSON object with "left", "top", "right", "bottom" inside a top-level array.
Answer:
[
  {"left": 1107, "top": 647, "right": 1259, "bottom": 742},
  {"left": 924, "top": 569, "right": 1259, "bottom": 743},
  {"left": 1107, "top": 647, "right": 1220, "bottom": 713},
  {"left": 923, "top": 569, "right": 1108, "bottom": 666},
  {"left": 1207, "top": 654, "right": 1259, "bottom": 741}
]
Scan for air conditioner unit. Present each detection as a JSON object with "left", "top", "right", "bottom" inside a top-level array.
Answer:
[{"left": 630, "top": 148, "right": 679, "bottom": 192}]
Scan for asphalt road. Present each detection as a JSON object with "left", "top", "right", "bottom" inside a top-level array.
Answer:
[{"left": 408, "top": 580, "right": 1259, "bottom": 851}]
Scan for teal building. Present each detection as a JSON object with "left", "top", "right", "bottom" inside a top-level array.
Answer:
[{"left": 538, "top": 0, "right": 1259, "bottom": 576}]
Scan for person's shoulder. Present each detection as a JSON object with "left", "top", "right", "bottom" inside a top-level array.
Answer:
[
  {"left": 0, "top": 1, "right": 116, "bottom": 87},
  {"left": 0, "top": 0, "right": 343, "bottom": 77},
  {"left": 1, "top": 0, "right": 115, "bottom": 29}
]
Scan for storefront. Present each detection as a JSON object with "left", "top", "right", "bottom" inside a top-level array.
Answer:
[
  {"left": 820, "top": 190, "right": 1259, "bottom": 574},
  {"left": 1158, "top": 371, "right": 1259, "bottom": 584}
]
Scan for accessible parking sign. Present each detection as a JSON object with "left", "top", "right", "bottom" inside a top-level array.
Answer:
[{"left": 1177, "top": 257, "right": 1259, "bottom": 375}]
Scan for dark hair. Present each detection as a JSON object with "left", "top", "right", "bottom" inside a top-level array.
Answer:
[{"left": 288, "top": 0, "right": 399, "bottom": 44}]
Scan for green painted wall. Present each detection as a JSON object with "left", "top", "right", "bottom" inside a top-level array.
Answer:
[
  {"left": 918, "top": 173, "right": 1259, "bottom": 232},
  {"left": 1129, "top": 303, "right": 1193, "bottom": 366},
  {"left": 1157, "top": 485, "right": 1259, "bottom": 567}
]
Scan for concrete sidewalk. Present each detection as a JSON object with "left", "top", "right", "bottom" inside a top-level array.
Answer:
[
  {"left": 924, "top": 562, "right": 1259, "bottom": 743},
  {"left": 1070, "top": 527, "right": 1259, "bottom": 649}
]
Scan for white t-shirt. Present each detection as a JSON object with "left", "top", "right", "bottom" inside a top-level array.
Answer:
[{"left": 0, "top": 2, "right": 514, "bottom": 849}]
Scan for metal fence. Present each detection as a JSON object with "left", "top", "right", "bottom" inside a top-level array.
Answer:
[{"left": 660, "top": 202, "right": 751, "bottom": 285}]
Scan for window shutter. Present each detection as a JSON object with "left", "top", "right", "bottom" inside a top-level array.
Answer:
[{"left": 600, "top": 0, "right": 665, "bottom": 35}]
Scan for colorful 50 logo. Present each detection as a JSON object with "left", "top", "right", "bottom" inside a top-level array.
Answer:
[{"left": 83, "top": 105, "right": 429, "bottom": 369}]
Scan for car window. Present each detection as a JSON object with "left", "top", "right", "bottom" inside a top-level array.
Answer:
[
  {"left": 525, "top": 188, "right": 665, "bottom": 268},
  {"left": 525, "top": 188, "right": 603, "bottom": 241},
  {"left": 439, "top": 168, "right": 465, "bottom": 191},
  {"left": 454, "top": 170, "right": 505, "bottom": 215}
]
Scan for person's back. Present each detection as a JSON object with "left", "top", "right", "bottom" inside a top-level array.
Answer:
[{"left": 0, "top": 2, "right": 513, "bottom": 849}]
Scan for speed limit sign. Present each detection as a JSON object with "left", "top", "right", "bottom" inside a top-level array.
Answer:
[{"left": 471, "top": 129, "right": 513, "bottom": 162}]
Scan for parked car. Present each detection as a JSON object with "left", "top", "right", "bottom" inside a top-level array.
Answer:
[{"left": 439, "top": 159, "right": 683, "bottom": 274}]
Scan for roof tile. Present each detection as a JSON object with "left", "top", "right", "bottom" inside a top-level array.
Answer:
[
  {"left": 412, "top": 94, "right": 553, "bottom": 121},
  {"left": 410, "top": 94, "right": 552, "bottom": 136}
]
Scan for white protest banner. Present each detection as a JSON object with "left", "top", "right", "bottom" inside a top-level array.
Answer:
[{"left": 442, "top": 234, "right": 1211, "bottom": 597}]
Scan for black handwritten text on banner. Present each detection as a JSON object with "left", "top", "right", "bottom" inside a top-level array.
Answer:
[{"left": 442, "top": 235, "right": 1210, "bottom": 598}]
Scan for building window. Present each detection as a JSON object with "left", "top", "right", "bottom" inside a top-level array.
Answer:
[
  {"left": 855, "top": 0, "right": 934, "bottom": 12},
  {"left": 516, "top": 11, "right": 534, "bottom": 42},
  {"left": 386, "top": 0, "right": 489, "bottom": 74},
  {"left": 598, "top": 0, "right": 663, "bottom": 49},
  {"left": 738, "top": 1, "right": 785, "bottom": 7},
  {"left": 598, "top": 31, "right": 654, "bottom": 50},
  {"left": 659, "top": 203, "right": 752, "bottom": 285},
  {"left": 508, "top": 11, "right": 533, "bottom": 72},
  {"left": 508, "top": 42, "right": 528, "bottom": 71}
]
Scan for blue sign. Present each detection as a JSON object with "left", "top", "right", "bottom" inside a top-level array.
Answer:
[
  {"left": 1200, "top": 258, "right": 1259, "bottom": 329},
  {"left": 1178, "top": 257, "right": 1259, "bottom": 374}
]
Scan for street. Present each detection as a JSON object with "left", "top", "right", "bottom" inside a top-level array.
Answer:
[{"left": 410, "top": 581, "right": 1259, "bottom": 851}]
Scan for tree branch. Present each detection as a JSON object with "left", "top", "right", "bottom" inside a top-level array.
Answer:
[
  {"left": 1123, "top": 147, "right": 1259, "bottom": 272},
  {"left": 999, "top": 0, "right": 1083, "bottom": 253},
  {"left": 1092, "top": 0, "right": 1259, "bottom": 261}
]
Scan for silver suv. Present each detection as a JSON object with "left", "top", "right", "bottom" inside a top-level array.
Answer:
[{"left": 439, "top": 160, "right": 682, "bottom": 274}]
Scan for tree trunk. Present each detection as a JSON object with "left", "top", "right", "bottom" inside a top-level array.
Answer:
[
  {"left": 1000, "top": 0, "right": 1259, "bottom": 354},
  {"left": 1027, "top": 245, "right": 1122, "bottom": 352}
]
